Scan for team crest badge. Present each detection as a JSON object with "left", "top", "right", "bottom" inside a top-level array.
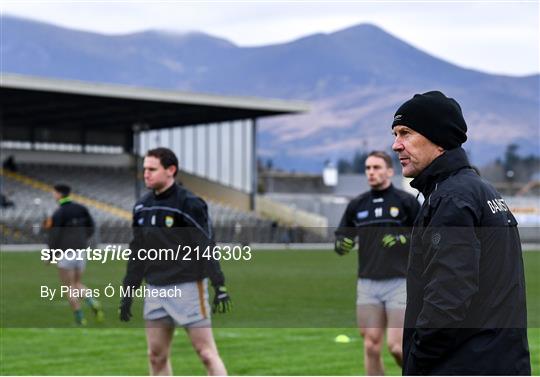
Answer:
[
  {"left": 165, "top": 216, "right": 174, "bottom": 227},
  {"left": 390, "top": 207, "right": 400, "bottom": 217}
]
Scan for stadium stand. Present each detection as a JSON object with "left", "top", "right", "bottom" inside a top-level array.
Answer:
[
  {"left": 0, "top": 163, "right": 289, "bottom": 244},
  {"left": 3, "top": 161, "right": 537, "bottom": 245},
  {"left": 1, "top": 75, "right": 325, "bottom": 246}
]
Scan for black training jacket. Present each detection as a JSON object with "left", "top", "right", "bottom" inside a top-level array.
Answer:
[
  {"left": 402, "top": 147, "right": 530, "bottom": 375},
  {"left": 48, "top": 199, "right": 94, "bottom": 250},
  {"left": 122, "top": 183, "right": 225, "bottom": 289},
  {"left": 336, "top": 184, "right": 420, "bottom": 279}
]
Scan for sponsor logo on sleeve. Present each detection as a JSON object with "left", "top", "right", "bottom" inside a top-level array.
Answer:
[{"left": 357, "top": 210, "right": 369, "bottom": 219}]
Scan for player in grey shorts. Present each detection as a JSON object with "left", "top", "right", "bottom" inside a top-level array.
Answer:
[
  {"left": 335, "top": 151, "right": 419, "bottom": 375},
  {"left": 356, "top": 277, "right": 407, "bottom": 310},
  {"left": 120, "top": 148, "right": 231, "bottom": 376},
  {"left": 47, "top": 184, "right": 103, "bottom": 326},
  {"left": 144, "top": 279, "right": 211, "bottom": 328},
  {"left": 56, "top": 253, "right": 87, "bottom": 270}
]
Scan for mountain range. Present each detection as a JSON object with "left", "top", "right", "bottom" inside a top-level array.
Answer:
[{"left": 2, "top": 15, "right": 538, "bottom": 172}]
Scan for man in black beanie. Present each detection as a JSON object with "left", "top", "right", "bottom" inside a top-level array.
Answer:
[{"left": 391, "top": 91, "right": 530, "bottom": 375}]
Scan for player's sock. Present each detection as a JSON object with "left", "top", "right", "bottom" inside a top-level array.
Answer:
[
  {"left": 84, "top": 296, "right": 97, "bottom": 309},
  {"left": 74, "top": 309, "right": 87, "bottom": 326},
  {"left": 86, "top": 297, "right": 104, "bottom": 322}
]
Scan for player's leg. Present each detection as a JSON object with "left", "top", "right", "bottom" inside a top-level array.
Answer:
[
  {"left": 73, "top": 267, "right": 104, "bottom": 321},
  {"left": 57, "top": 266, "right": 87, "bottom": 324},
  {"left": 72, "top": 266, "right": 88, "bottom": 294},
  {"left": 185, "top": 325, "right": 227, "bottom": 376},
  {"left": 57, "top": 267, "right": 79, "bottom": 310},
  {"left": 146, "top": 319, "right": 175, "bottom": 376},
  {"left": 383, "top": 278, "right": 407, "bottom": 367},
  {"left": 358, "top": 304, "right": 386, "bottom": 375},
  {"left": 357, "top": 279, "right": 386, "bottom": 375},
  {"left": 386, "top": 309, "right": 405, "bottom": 367}
]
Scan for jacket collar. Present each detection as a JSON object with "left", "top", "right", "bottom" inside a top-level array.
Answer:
[
  {"left": 410, "top": 147, "right": 471, "bottom": 197},
  {"left": 154, "top": 181, "right": 178, "bottom": 200},
  {"left": 58, "top": 196, "right": 72, "bottom": 205}
]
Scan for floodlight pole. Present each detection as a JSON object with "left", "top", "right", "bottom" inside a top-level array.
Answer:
[
  {"left": 0, "top": 107, "right": 3, "bottom": 149},
  {"left": 250, "top": 118, "right": 257, "bottom": 211},
  {"left": 132, "top": 123, "right": 146, "bottom": 201}
]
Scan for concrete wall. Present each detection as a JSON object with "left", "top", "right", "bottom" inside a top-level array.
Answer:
[{"left": 2, "top": 148, "right": 133, "bottom": 167}]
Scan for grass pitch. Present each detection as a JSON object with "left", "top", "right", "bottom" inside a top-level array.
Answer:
[{"left": 1, "top": 249, "right": 539, "bottom": 375}]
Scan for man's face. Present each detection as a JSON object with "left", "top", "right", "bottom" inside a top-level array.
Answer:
[
  {"left": 52, "top": 190, "right": 62, "bottom": 201},
  {"left": 365, "top": 156, "right": 393, "bottom": 190},
  {"left": 143, "top": 156, "right": 175, "bottom": 191},
  {"left": 392, "top": 125, "right": 444, "bottom": 178}
]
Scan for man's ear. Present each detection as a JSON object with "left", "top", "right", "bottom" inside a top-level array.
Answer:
[{"left": 167, "top": 165, "right": 177, "bottom": 177}]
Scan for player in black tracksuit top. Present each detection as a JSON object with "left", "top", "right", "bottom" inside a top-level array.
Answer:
[
  {"left": 402, "top": 147, "right": 530, "bottom": 375},
  {"left": 335, "top": 151, "right": 420, "bottom": 375},
  {"left": 121, "top": 182, "right": 226, "bottom": 289},
  {"left": 48, "top": 184, "right": 102, "bottom": 326},
  {"left": 391, "top": 91, "right": 530, "bottom": 375},
  {"left": 49, "top": 192, "right": 94, "bottom": 251},
  {"left": 119, "top": 147, "right": 229, "bottom": 376},
  {"left": 336, "top": 183, "right": 419, "bottom": 280}
]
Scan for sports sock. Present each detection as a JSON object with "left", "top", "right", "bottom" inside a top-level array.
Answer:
[
  {"left": 74, "top": 309, "right": 85, "bottom": 325},
  {"left": 84, "top": 297, "right": 99, "bottom": 310}
]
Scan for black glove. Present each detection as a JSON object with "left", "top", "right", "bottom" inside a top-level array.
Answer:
[
  {"left": 212, "top": 286, "right": 232, "bottom": 314},
  {"left": 334, "top": 236, "right": 355, "bottom": 255},
  {"left": 119, "top": 296, "right": 133, "bottom": 322}
]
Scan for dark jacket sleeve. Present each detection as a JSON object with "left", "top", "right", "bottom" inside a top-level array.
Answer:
[
  {"left": 185, "top": 198, "right": 225, "bottom": 287},
  {"left": 409, "top": 196, "right": 480, "bottom": 372},
  {"left": 335, "top": 201, "right": 356, "bottom": 239},
  {"left": 48, "top": 209, "right": 63, "bottom": 249},
  {"left": 84, "top": 207, "right": 95, "bottom": 239},
  {"left": 406, "top": 195, "right": 421, "bottom": 226},
  {"left": 122, "top": 209, "right": 146, "bottom": 290},
  {"left": 402, "top": 195, "right": 421, "bottom": 242}
]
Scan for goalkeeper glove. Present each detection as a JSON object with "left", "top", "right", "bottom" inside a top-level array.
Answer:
[
  {"left": 118, "top": 296, "right": 133, "bottom": 322},
  {"left": 212, "top": 286, "right": 232, "bottom": 314},
  {"left": 335, "top": 236, "right": 354, "bottom": 255},
  {"left": 381, "top": 234, "right": 407, "bottom": 248}
]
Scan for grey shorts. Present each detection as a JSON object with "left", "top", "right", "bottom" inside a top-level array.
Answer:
[
  {"left": 56, "top": 254, "right": 86, "bottom": 270},
  {"left": 144, "top": 279, "right": 211, "bottom": 328},
  {"left": 356, "top": 277, "right": 406, "bottom": 309}
]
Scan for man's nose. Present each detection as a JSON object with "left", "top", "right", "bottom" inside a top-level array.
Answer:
[{"left": 392, "top": 139, "right": 403, "bottom": 152}]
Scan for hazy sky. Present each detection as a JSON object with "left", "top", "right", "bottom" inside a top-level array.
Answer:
[{"left": 1, "top": 1, "right": 538, "bottom": 76}]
